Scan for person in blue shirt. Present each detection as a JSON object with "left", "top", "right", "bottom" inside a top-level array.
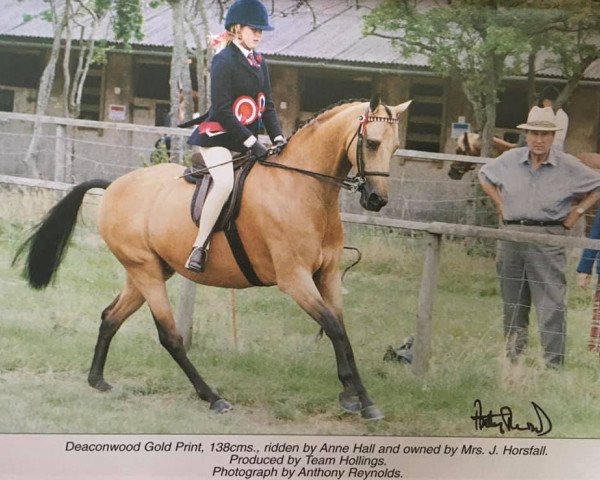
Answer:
[
  {"left": 184, "top": 0, "right": 285, "bottom": 273},
  {"left": 479, "top": 106, "right": 600, "bottom": 367},
  {"left": 576, "top": 208, "right": 600, "bottom": 353}
]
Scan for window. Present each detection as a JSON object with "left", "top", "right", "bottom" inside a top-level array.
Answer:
[
  {"left": 405, "top": 81, "right": 445, "bottom": 152},
  {"left": 155, "top": 102, "right": 171, "bottom": 127},
  {"left": 79, "top": 64, "right": 104, "bottom": 121},
  {"left": 299, "top": 73, "right": 372, "bottom": 112},
  {"left": 135, "top": 62, "right": 170, "bottom": 100},
  {"left": 0, "top": 51, "right": 42, "bottom": 88},
  {"left": 0, "top": 89, "right": 14, "bottom": 112},
  {"left": 496, "top": 87, "right": 528, "bottom": 129}
]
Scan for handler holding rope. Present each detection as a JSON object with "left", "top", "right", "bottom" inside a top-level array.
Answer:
[{"left": 185, "top": 0, "right": 285, "bottom": 273}]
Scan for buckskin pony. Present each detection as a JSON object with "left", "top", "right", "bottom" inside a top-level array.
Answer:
[{"left": 14, "top": 95, "right": 411, "bottom": 420}]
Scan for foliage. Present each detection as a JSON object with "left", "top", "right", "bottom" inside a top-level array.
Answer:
[
  {"left": 113, "top": 0, "right": 144, "bottom": 48},
  {"left": 148, "top": 137, "right": 171, "bottom": 165},
  {"left": 363, "top": 1, "right": 531, "bottom": 154},
  {"left": 363, "top": 0, "right": 600, "bottom": 153}
]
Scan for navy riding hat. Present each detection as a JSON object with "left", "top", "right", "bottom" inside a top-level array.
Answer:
[{"left": 225, "top": 0, "right": 274, "bottom": 31}]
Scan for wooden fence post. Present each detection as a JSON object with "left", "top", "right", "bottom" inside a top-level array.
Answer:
[
  {"left": 176, "top": 277, "right": 196, "bottom": 351},
  {"left": 175, "top": 132, "right": 195, "bottom": 350},
  {"left": 413, "top": 232, "right": 442, "bottom": 376},
  {"left": 230, "top": 289, "right": 239, "bottom": 350},
  {"left": 53, "top": 124, "right": 66, "bottom": 183}
]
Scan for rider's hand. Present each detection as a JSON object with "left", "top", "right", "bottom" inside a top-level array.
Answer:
[
  {"left": 272, "top": 136, "right": 287, "bottom": 155},
  {"left": 250, "top": 141, "right": 269, "bottom": 158}
]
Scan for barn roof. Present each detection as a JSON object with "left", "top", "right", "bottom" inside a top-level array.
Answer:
[{"left": 1, "top": 0, "right": 598, "bottom": 81}]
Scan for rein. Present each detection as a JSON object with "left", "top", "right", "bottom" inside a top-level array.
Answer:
[
  {"left": 261, "top": 109, "right": 402, "bottom": 192},
  {"left": 259, "top": 157, "right": 362, "bottom": 191}
]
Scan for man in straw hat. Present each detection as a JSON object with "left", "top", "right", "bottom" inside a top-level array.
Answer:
[{"left": 479, "top": 106, "right": 600, "bottom": 367}]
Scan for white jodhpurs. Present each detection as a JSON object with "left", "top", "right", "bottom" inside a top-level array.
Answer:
[{"left": 192, "top": 146, "right": 234, "bottom": 249}]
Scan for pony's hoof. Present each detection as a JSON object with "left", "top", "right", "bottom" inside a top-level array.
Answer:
[
  {"left": 339, "top": 392, "right": 360, "bottom": 413},
  {"left": 210, "top": 399, "right": 233, "bottom": 414},
  {"left": 89, "top": 379, "right": 113, "bottom": 392},
  {"left": 361, "top": 405, "right": 385, "bottom": 421}
]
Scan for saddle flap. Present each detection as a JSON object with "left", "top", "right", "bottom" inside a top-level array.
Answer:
[{"left": 189, "top": 156, "right": 258, "bottom": 229}]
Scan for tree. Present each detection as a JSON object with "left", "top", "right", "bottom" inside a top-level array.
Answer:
[
  {"left": 22, "top": 1, "right": 67, "bottom": 177},
  {"left": 526, "top": 1, "right": 600, "bottom": 110},
  {"left": 363, "top": 0, "right": 600, "bottom": 156},
  {"left": 364, "top": 1, "right": 534, "bottom": 156},
  {"left": 23, "top": 0, "right": 144, "bottom": 179}
]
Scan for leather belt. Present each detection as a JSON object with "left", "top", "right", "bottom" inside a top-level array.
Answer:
[{"left": 503, "top": 220, "right": 564, "bottom": 226}]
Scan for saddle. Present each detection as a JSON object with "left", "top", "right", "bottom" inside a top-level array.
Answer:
[{"left": 183, "top": 152, "right": 263, "bottom": 286}]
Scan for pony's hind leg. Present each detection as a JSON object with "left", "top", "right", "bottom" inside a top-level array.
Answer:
[
  {"left": 88, "top": 276, "right": 145, "bottom": 391},
  {"left": 130, "top": 265, "right": 231, "bottom": 413}
]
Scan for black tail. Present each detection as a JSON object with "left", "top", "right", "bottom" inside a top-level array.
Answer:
[{"left": 12, "top": 179, "right": 111, "bottom": 289}]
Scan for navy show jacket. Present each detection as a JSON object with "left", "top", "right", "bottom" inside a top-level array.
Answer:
[{"left": 188, "top": 42, "right": 282, "bottom": 151}]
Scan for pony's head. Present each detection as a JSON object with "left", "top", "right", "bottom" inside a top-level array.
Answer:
[
  {"left": 346, "top": 94, "right": 411, "bottom": 212},
  {"left": 448, "top": 132, "right": 481, "bottom": 180}
]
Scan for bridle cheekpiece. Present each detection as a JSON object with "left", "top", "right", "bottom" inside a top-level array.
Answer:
[{"left": 346, "top": 108, "right": 401, "bottom": 192}]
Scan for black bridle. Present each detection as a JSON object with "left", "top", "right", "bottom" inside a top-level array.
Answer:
[{"left": 259, "top": 108, "right": 402, "bottom": 192}]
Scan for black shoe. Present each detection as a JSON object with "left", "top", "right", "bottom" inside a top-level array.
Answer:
[{"left": 185, "top": 247, "right": 207, "bottom": 273}]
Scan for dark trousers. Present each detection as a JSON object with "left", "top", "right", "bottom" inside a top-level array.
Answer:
[{"left": 496, "top": 225, "right": 567, "bottom": 366}]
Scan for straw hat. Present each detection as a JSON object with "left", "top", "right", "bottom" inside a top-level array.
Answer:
[{"left": 516, "top": 106, "right": 562, "bottom": 131}]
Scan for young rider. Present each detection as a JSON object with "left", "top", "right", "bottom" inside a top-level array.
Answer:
[{"left": 185, "top": 0, "right": 285, "bottom": 273}]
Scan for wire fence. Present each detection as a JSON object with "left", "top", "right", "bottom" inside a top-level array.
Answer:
[
  {"left": 2, "top": 112, "right": 600, "bottom": 373},
  {"left": 0, "top": 111, "right": 494, "bottom": 225}
]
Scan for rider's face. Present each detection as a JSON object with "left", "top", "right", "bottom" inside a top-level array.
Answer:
[{"left": 238, "top": 25, "right": 262, "bottom": 50}]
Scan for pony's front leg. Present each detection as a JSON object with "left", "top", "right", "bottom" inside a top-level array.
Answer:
[
  {"left": 312, "top": 260, "right": 358, "bottom": 413},
  {"left": 279, "top": 270, "right": 383, "bottom": 420}
]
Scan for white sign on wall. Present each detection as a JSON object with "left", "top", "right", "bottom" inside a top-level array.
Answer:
[
  {"left": 108, "top": 104, "right": 128, "bottom": 122},
  {"left": 450, "top": 121, "right": 470, "bottom": 138}
]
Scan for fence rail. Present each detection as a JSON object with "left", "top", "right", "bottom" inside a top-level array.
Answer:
[
  {"left": 3, "top": 174, "right": 599, "bottom": 377},
  {"left": 342, "top": 211, "right": 600, "bottom": 375},
  {"left": 0, "top": 111, "right": 186, "bottom": 136},
  {"left": 1, "top": 112, "right": 497, "bottom": 225}
]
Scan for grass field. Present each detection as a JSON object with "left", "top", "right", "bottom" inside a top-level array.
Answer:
[{"left": 2, "top": 218, "right": 600, "bottom": 437}]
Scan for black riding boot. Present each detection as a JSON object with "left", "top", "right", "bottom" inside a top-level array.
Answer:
[{"left": 186, "top": 246, "right": 208, "bottom": 273}]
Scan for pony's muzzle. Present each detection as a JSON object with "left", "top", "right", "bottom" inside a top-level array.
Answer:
[
  {"left": 360, "top": 187, "right": 387, "bottom": 212},
  {"left": 448, "top": 161, "right": 473, "bottom": 180}
]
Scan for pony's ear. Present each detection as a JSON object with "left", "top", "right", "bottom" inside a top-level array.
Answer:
[
  {"left": 369, "top": 93, "right": 382, "bottom": 112},
  {"left": 394, "top": 100, "right": 412, "bottom": 117}
]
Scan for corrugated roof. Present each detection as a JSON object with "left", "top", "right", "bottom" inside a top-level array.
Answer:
[
  {"left": 1, "top": 0, "right": 598, "bottom": 79},
  {"left": 0, "top": 0, "right": 438, "bottom": 70}
]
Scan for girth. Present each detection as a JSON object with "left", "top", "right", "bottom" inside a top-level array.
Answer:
[{"left": 183, "top": 152, "right": 264, "bottom": 286}]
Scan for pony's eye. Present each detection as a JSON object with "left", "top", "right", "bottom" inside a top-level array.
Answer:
[{"left": 366, "top": 140, "right": 380, "bottom": 151}]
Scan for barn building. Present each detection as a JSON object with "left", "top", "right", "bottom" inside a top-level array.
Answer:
[{"left": 1, "top": 0, "right": 599, "bottom": 222}]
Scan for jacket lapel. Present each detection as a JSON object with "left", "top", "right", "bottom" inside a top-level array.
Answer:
[{"left": 230, "top": 44, "right": 261, "bottom": 79}]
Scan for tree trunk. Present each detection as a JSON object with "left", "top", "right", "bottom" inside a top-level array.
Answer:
[
  {"left": 187, "top": 0, "right": 212, "bottom": 113},
  {"left": 555, "top": 55, "right": 596, "bottom": 110},
  {"left": 526, "top": 51, "right": 538, "bottom": 109},
  {"left": 170, "top": 0, "right": 197, "bottom": 349},
  {"left": 23, "top": 1, "right": 68, "bottom": 178}
]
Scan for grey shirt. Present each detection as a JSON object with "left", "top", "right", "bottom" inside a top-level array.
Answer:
[{"left": 479, "top": 146, "right": 600, "bottom": 221}]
